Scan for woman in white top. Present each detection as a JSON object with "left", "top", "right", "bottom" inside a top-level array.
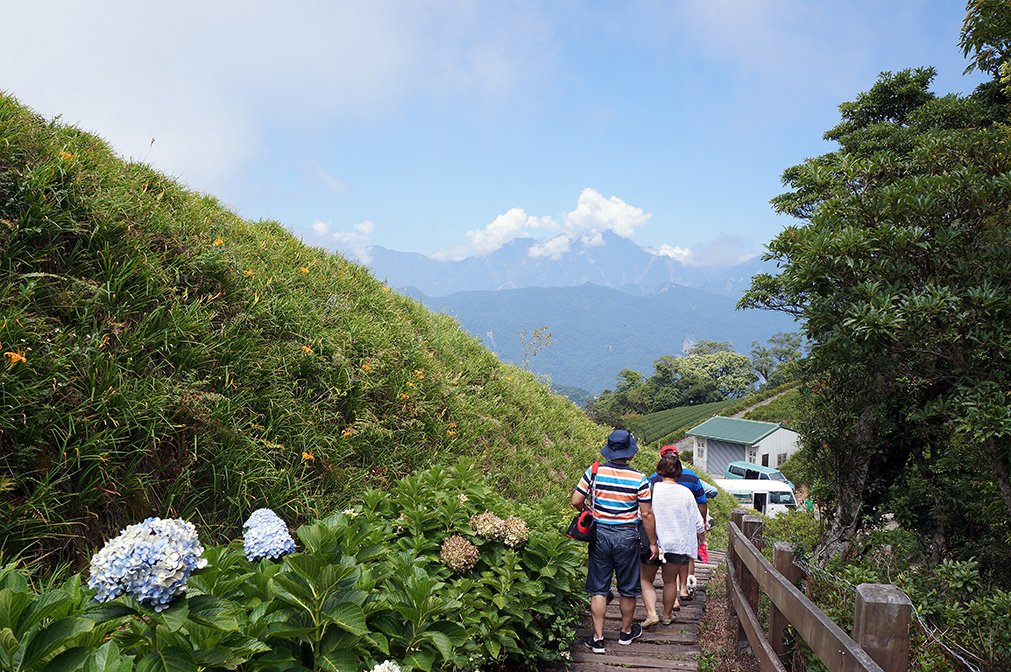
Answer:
[{"left": 648, "top": 453, "right": 705, "bottom": 624}]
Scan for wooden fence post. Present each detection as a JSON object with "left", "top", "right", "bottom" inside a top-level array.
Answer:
[
  {"left": 770, "top": 542, "right": 801, "bottom": 663},
  {"left": 729, "top": 509, "right": 747, "bottom": 648},
  {"left": 740, "top": 515, "right": 763, "bottom": 618},
  {"left": 853, "top": 584, "right": 912, "bottom": 672}
]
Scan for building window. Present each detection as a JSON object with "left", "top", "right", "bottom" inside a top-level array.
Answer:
[
  {"left": 697, "top": 443, "right": 705, "bottom": 458},
  {"left": 777, "top": 452, "right": 788, "bottom": 467},
  {"left": 747, "top": 447, "right": 757, "bottom": 463}
]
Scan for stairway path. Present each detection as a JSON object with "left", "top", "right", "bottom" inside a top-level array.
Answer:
[{"left": 546, "top": 550, "right": 725, "bottom": 672}]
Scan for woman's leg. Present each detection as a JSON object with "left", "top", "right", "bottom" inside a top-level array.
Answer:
[
  {"left": 678, "top": 560, "right": 690, "bottom": 601},
  {"left": 660, "top": 562, "right": 679, "bottom": 620},
  {"left": 640, "top": 563, "right": 660, "bottom": 620}
]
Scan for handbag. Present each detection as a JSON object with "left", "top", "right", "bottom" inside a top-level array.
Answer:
[
  {"left": 637, "top": 521, "right": 652, "bottom": 562},
  {"left": 566, "top": 461, "right": 600, "bottom": 542}
]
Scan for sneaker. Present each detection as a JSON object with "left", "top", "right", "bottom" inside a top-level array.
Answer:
[
  {"left": 697, "top": 543, "right": 709, "bottom": 564},
  {"left": 618, "top": 623, "right": 643, "bottom": 645},
  {"left": 584, "top": 636, "right": 605, "bottom": 654}
]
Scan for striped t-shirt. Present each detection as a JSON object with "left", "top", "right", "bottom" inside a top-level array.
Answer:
[{"left": 575, "top": 461, "right": 651, "bottom": 525}]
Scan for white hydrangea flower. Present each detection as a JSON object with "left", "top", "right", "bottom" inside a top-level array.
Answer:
[
  {"left": 242, "top": 508, "right": 296, "bottom": 561},
  {"left": 369, "top": 661, "right": 402, "bottom": 672},
  {"left": 88, "top": 517, "right": 206, "bottom": 612}
]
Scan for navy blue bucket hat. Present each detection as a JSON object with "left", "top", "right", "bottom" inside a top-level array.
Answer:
[{"left": 601, "top": 429, "right": 638, "bottom": 460}]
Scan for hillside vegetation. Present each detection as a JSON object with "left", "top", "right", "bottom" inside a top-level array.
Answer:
[
  {"left": 0, "top": 95, "right": 604, "bottom": 571},
  {"left": 623, "top": 383, "right": 797, "bottom": 447}
]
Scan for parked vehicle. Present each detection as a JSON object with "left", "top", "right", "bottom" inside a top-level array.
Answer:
[
  {"left": 724, "top": 460, "right": 794, "bottom": 489},
  {"left": 711, "top": 478, "right": 797, "bottom": 518}
]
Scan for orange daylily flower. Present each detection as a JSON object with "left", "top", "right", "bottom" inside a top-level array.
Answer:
[
  {"left": 299, "top": 266, "right": 309, "bottom": 273},
  {"left": 362, "top": 362, "right": 371, "bottom": 373},
  {"left": 213, "top": 238, "right": 224, "bottom": 246},
  {"left": 414, "top": 369, "right": 425, "bottom": 379},
  {"left": 448, "top": 421, "right": 457, "bottom": 428},
  {"left": 406, "top": 380, "right": 415, "bottom": 388},
  {"left": 302, "top": 451, "right": 315, "bottom": 462},
  {"left": 447, "top": 429, "right": 458, "bottom": 437},
  {"left": 243, "top": 269, "right": 254, "bottom": 277},
  {"left": 398, "top": 392, "right": 409, "bottom": 400},
  {"left": 302, "top": 345, "right": 314, "bottom": 354},
  {"left": 4, "top": 348, "right": 26, "bottom": 366},
  {"left": 341, "top": 428, "right": 353, "bottom": 438},
  {"left": 382, "top": 287, "right": 391, "bottom": 293},
  {"left": 59, "top": 151, "right": 74, "bottom": 161}
]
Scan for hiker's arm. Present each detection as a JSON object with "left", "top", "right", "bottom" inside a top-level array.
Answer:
[
  {"left": 639, "top": 502, "right": 658, "bottom": 560},
  {"left": 571, "top": 490, "right": 586, "bottom": 511}
]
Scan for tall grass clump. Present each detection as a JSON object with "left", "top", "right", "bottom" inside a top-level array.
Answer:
[{"left": 0, "top": 94, "right": 605, "bottom": 572}]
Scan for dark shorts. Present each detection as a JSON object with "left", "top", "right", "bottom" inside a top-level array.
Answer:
[
  {"left": 586, "top": 524, "right": 641, "bottom": 597},
  {"left": 642, "top": 552, "right": 691, "bottom": 567}
]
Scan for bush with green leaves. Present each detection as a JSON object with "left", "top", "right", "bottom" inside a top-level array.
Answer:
[
  {"left": 0, "top": 461, "right": 586, "bottom": 672},
  {"left": 764, "top": 511, "right": 1010, "bottom": 672}
]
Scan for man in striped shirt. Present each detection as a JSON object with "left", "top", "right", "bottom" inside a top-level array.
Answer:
[{"left": 571, "top": 429, "right": 658, "bottom": 654}]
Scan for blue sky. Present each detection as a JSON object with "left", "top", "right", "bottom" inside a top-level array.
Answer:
[{"left": 6, "top": 1, "right": 986, "bottom": 266}]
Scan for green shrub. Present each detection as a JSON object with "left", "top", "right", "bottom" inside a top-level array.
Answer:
[{"left": 0, "top": 461, "right": 587, "bottom": 672}]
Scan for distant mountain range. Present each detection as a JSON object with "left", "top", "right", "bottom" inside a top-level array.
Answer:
[
  {"left": 407, "top": 283, "right": 797, "bottom": 395},
  {"left": 366, "top": 231, "right": 770, "bottom": 298},
  {"left": 362, "top": 233, "right": 796, "bottom": 396}
]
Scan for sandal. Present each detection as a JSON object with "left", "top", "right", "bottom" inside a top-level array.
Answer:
[{"left": 660, "top": 614, "right": 674, "bottom": 626}]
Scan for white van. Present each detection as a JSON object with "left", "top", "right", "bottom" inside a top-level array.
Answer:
[{"left": 711, "top": 478, "right": 797, "bottom": 518}]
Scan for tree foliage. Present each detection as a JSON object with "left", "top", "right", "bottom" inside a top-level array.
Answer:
[
  {"left": 586, "top": 341, "right": 758, "bottom": 424},
  {"left": 740, "top": 58, "right": 1011, "bottom": 575},
  {"left": 750, "top": 332, "right": 805, "bottom": 387}
]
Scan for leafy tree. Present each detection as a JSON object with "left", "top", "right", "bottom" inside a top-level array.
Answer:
[
  {"left": 586, "top": 368, "right": 649, "bottom": 425},
  {"left": 961, "top": 0, "right": 1011, "bottom": 93},
  {"left": 589, "top": 347, "right": 758, "bottom": 420},
  {"left": 750, "top": 332, "right": 805, "bottom": 386},
  {"left": 741, "top": 61, "right": 1011, "bottom": 568},
  {"left": 684, "top": 339, "right": 734, "bottom": 356}
]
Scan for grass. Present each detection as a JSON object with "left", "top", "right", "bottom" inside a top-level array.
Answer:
[{"left": 0, "top": 94, "right": 607, "bottom": 572}]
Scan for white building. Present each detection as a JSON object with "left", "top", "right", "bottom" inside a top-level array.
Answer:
[{"left": 687, "top": 416, "right": 801, "bottom": 476}]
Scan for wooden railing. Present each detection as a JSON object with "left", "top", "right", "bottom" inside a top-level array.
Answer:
[{"left": 727, "top": 509, "right": 913, "bottom": 672}]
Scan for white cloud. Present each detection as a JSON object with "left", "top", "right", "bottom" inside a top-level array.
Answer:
[
  {"left": 3, "top": 1, "right": 552, "bottom": 190},
  {"left": 655, "top": 244, "right": 694, "bottom": 264},
  {"left": 313, "top": 162, "right": 348, "bottom": 193},
  {"left": 564, "top": 188, "right": 650, "bottom": 241},
  {"left": 671, "top": 233, "right": 758, "bottom": 267},
  {"left": 313, "top": 219, "right": 374, "bottom": 263},
  {"left": 450, "top": 188, "right": 652, "bottom": 258},
  {"left": 529, "top": 234, "right": 572, "bottom": 260},
  {"left": 430, "top": 246, "right": 470, "bottom": 262},
  {"left": 465, "top": 208, "right": 555, "bottom": 255}
]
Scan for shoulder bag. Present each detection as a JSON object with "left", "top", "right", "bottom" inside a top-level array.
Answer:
[{"left": 566, "top": 461, "right": 600, "bottom": 542}]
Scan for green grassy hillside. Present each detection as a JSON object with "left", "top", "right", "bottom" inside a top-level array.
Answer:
[
  {"left": 0, "top": 95, "right": 605, "bottom": 570},
  {"left": 622, "top": 383, "right": 798, "bottom": 447}
]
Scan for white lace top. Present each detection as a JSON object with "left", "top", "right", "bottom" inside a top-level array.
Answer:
[{"left": 652, "top": 481, "right": 705, "bottom": 557}]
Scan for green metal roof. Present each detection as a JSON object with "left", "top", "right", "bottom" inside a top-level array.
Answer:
[{"left": 686, "top": 416, "right": 782, "bottom": 445}]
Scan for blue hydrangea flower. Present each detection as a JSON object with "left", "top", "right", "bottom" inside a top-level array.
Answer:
[
  {"left": 88, "top": 517, "right": 207, "bottom": 612},
  {"left": 242, "top": 508, "right": 296, "bottom": 561}
]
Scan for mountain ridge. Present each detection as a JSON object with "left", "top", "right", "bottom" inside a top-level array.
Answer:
[{"left": 366, "top": 231, "right": 771, "bottom": 298}]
